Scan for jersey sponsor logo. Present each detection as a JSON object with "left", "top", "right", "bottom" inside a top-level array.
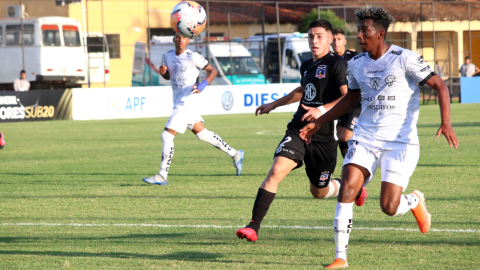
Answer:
[
  {"left": 346, "top": 147, "right": 356, "bottom": 160},
  {"left": 385, "top": 74, "right": 397, "bottom": 87},
  {"left": 417, "top": 56, "right": 426, "bottom": 64},
  {"left": 367, "top": 104, "right": 396, "bottom": 111},
  {"left": 221, "top": 91, "right": 234, "bottom": 110},
  {"left": 391, "top": 50, "right": 403, "bottom": 55},
  {"left": 367, "top": 70, "right": 383, "bottom": 74},
  {"left": 388, "top": 96, "right": 395, "bottom": 101},
  {"left": 370, "top": 77, "right": 381, "bottom": 90},
  {"left": 420, "top": 65, "right": 430, "bottom": 72},
  {"left": 386, "top": 170, "right": 402, "bottom": 176},
  {"left": 315, "top": 65, "right": 327, "bottom": 79},
  {"left": 378, "top": 95, "right": 385, "bottom": 100},
  {"left": 353, "top": 53, "right": 365, "bottom": 61},
  {"left": 181, "top": 66, "right": 187, "bottom": 72},
  {"left": 304, "top": 83, "right": 317, "bottom": 101}
]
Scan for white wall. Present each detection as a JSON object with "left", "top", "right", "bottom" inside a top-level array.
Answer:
[{"left": 72, "top": 84, "right": 300, "bottom": 121}]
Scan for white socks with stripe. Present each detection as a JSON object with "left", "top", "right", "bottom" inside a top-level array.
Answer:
[
  {"left": 196, "top": 129, "right": 236, "bottom": 158},
  {"left": 395, "top": 193, "right": 420, "bottom": 216},
  {"left": 159, "top": 131, "right": 175, "bottom": 179},
  {"left": 334, "top": 202, "right": 353, "bottom": 261}
]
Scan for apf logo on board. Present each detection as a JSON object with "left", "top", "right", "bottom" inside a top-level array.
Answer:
[{"left": 222, "top": 91, "right": 234, "bottom": 110}]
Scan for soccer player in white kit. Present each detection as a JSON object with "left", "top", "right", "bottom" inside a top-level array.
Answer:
[
  {"left": 143, "top": 33, "right": 244, "bottom": 185},
  {"left": 299, "top": 6, "right": 459, "bottom": 269}
]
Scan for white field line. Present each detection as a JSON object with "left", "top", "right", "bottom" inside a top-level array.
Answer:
[{"left": 1, "top": 223, "right": 478, "bottom": 233}]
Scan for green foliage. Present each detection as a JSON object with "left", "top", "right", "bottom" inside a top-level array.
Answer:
[
  {"left": 298, "top": 8, "right": 345, "bottom": 33},
  {"left": 0, "top": 103, "right": 479, "bottom": 269}
]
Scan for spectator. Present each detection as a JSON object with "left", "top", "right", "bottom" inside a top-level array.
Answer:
[
  {"left": 434, "top": 61, "right": 444, "bottom": 79},
  {"left": 459, "top": 56, "right": 480, "bottom": 77},
  {"left": 13, "top": 70, "right": 30, "bottom": 91}
]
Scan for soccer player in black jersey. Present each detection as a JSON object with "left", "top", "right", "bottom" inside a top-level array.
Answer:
[
  {"left": 236, "top": 20, "right": 359, "bottom": 243},
  {"left": 332, "top": 29, "right": 367, "bottom": 206}
]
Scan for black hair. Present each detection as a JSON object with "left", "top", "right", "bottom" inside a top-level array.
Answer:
[
  {"left": 332, "top": 28, "right": 345, "bottom": 36},
  {"left": 465, "top": 56, "right": 471, "bottom": 60},
  {"left": 20, "top": 70, "right": 26, "bottom": 74},
  {"left": 308, "top": 19, "right": 333, "bottom": 33},
  {"left": 354, "top": 6, "right": 394, "bottom": 33}
]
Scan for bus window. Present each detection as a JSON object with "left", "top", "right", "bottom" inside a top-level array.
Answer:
[
  {"left": 63, "top": 26, "right": 81, "bottom": 47},
  {"left": 42, "top": 25, "right": 61, "bottom": 46},
  {"left": 6, "top": 24, "right": 35, "bottom": 46},
  {"left": 286, "top": 49, "right": 298, "bottom": 70},
  {"left": 86, "top": 36, "right": 106, "bottom": 53}
]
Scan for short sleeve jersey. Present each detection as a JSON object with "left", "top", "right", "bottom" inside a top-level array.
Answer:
[
  {"left": 292, "top": 52, "right": 348, "bottom": 142},
  {"left": 347, "top": 45, "right": 435, "bottom": 145},
  {"left": 342, "top": 50, "right": 359, "bottom": 61},
  {"left": 162, "top": 49, "right": 209, "bottom": 92}
]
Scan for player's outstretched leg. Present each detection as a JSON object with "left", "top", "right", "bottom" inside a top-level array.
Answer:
[
  {"left": 0, "top": 132, "right": 5, "bottom": 150},
  {"left": 236, "top": 188, "right": 275, "bottom": 242},
  {"left": 143, "top": 130, "right": 175, "bottom": 185},
  {"left": 194, "top": 127, "right": 243, "bottom": 175}
]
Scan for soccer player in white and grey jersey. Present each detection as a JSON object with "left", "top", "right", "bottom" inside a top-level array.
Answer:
[
  {"left": 299, "top": 6, "right": 459, "bottom": 269},
  {"left": 142, "top": 33, "right": 244, "bottom": 185}
]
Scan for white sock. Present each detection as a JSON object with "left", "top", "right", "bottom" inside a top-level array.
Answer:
[
  {"left": 159, "top": 131, "right": 175, "bottom": 179},
  {"left": 334, "top": 202, "right": 354, "bottom": 261},
  {"left": 196, "top": 129, "right": 236, "bottom": 157},
  {"left": 324, "top": 179, "right": 341, "bottom": 199},
  {"left": 395, "top": 193, "right": 420, "bottom": 216}
]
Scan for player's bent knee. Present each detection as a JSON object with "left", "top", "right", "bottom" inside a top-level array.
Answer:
[
  {"left": 380, "top": 201, "right": 399, "bottom": 216},
  {"left": 310, "top": 186, "right": 328, "bottom": 199}
]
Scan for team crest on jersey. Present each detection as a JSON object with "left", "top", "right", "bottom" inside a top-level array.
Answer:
[
  {"left": 385, "top": 74, "right": 397, "bottom": 87},
  {"left": 304, "top": 83, "right": 317, "bottom": 101},
  {"left": 417, "top": 56, "right": 426, "bottom": 64},
  {"left": 315, "top": 65, "right": 327, "bottom": 79},
  {"left": 370, "top": 77, "right": 381, "bottom": 90}
]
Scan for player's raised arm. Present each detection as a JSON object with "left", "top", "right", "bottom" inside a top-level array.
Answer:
[
  {"left": 255, "top": 86, "right": 304, "bottom": 116},
  {"left": 424, "top": 75, "right": 459, "bottom": 149}
]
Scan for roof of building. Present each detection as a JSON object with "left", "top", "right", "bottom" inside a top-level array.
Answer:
[{"left": 197, "top": 0, "right": 480, "bottom": 24}]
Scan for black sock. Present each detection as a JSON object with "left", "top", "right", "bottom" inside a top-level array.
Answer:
[
  {"left": 339, "top": 141, "right": 349, "bottom": 159},
  {"left": 247, "top": 188, "right": 276, "bottom": 233}
]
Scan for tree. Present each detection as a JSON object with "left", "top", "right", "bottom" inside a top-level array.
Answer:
[{"left": 298, "top": 8, "right": 345, "bottom": 33}]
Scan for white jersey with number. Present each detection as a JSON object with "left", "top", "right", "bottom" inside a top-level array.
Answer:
[
  {"left": 347, "top": 45, "right": 434, "bottom": 145},
  {"left": 162, "top": 49, "right": 209, "bottom": 106}
]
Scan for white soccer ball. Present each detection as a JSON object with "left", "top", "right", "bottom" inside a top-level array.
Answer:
[{"left": 170, "top": 1, "right": 207, "bottom": 38}]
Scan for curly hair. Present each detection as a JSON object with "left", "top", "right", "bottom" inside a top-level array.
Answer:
[{"left": 354, "top": 5, "right": 394, "bottom": 32}]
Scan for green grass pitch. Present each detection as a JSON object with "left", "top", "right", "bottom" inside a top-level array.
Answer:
[{"left": 0, "top": 103, "right": 479, "bottom": 269}]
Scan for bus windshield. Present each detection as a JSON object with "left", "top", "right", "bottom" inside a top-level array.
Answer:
[
  {"left": 63, "top": 26, "right": 81, "bottom": 47},
  {"left": 42, "top": 25, "right": 61, "bottom": 46},
  {"left": 216, "top": 57, "right": 260, "bottom": 75}
]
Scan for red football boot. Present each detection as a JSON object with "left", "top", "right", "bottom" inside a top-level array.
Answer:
[{"left": 236, "top": 227, "right": 258, "bottom": 242}]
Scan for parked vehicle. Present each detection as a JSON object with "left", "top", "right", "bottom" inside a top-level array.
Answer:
[
  {"left": 83, "top": 32, "right": 110, "bottom": 84},
  {"left": 0, "top": 17, "right": 87, "bottom": 89},
  {"left": 132, "top": 35, "right": 267, "bottom": 87}
]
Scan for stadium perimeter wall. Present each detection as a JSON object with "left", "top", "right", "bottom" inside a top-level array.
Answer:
[{"left": 71, "top": 84, "right": 299, "bottom": 121}]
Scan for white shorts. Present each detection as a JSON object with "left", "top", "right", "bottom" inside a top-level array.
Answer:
[
  {"left": 343, "top": 136, "right": 420, "bottom": 191},
  {"left": 165, "top": 105, "right": 204, "bottom": 134}
]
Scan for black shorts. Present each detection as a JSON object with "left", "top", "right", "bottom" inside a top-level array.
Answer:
[
  {"left": 337, "top": 106, "right": 361, "bottom": 132},
  {"left": 273, "top": 123, "right": 338, "bottom": 189}
]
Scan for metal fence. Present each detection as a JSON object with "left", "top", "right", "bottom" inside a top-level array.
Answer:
[{"left": 1, "top": 0, "right": 479, "bottom": 101}]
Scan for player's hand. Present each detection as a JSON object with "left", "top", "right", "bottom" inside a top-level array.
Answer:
[
  {"left": 299, "top": 123, "right": 320, "bottom": 145},
  {"left": 191, "top": 84, "right": 201, "bottom": 94},
  {"left": 301, "top": 104, "right": 322, "bottom": 122},
  {"left": 255, "top": 103, "right": 276, "bottom": 116},
  {"left": 159, "top": 65, "right": 168, "bottom": 76},
  {"left": 437, "top": 123, "right": 459, "bottom": 149}
]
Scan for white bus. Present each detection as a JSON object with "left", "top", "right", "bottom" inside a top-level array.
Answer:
[
  {"left": 84, "top": 32, "right": 110, "bottom": 84},
  {"left": 0, "top": 17, "right": 87, "bottom": 90}
]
